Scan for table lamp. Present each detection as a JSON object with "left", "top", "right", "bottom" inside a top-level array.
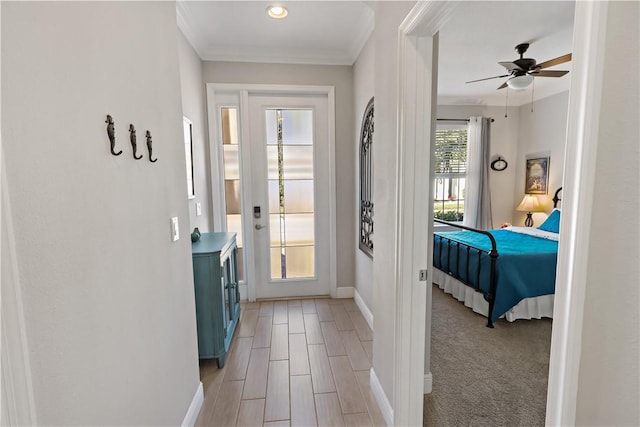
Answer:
[{"left": 516, "top": 194, "right": 544, "bottom": 227}]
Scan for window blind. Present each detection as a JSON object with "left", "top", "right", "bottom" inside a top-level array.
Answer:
[{"left": 434, "top": 129, "right": 467, "bottom": 175}]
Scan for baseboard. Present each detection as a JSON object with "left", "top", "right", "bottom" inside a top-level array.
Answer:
[
  {"left": 181, "top": 382, "right": 203, "bottom": 427},
  {"left": 239, "top": 283, "right": 248, "bottom": 301},
  {"left": 335, "top": 286, "right": 355, "bottom": 299},
  {"left": 424, "top": 372, "right": 433, "bottom": 394},
  {"left": 353, "top": 288, "right": 374, "bottom": 331},
  {"left": 370, "top": 368, "right": 393, "bottom": 426}
]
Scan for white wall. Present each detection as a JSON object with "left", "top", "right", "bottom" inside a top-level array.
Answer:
[
  {"left": 513, "top": 91, "right": 569, "bottom": 226},
  {"left": 1, "top": 2, "right": 200, "bottom": 425},
  {"left": 353, "top": 36, "right": 375, "bottom": 311},
  {"left": 201, "top": 61, "right": 355, "bottom": 288},
  {"left": 371, "top": 0, "right": 416, "bottom": 401},
  {"left": 575, "top": 1, "right": 639, "bottom": 424},
  {"left": 436, "top": 105, "right": 520, "bottom": 228},
  {"left": 178, "top": 31, "right": 211, "bottom": 233}
]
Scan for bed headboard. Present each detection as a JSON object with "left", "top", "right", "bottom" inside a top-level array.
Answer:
[{"left": 553, "top": 187, "right": 562, "bottom": 208}]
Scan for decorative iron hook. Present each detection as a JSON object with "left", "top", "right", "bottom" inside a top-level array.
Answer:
[
  {"left": 146, "top": 130, "right": 157, "bottom": 163},
  {"left": 129, "top": 124, "right": 142, "bottom": 159},
  {"left": 106, "top": 114, "right": 122, "bottom": 156}
]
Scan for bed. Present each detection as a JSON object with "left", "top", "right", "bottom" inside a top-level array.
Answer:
[{"left": 432, "top": 188, "right": 562, "bottom": 327}]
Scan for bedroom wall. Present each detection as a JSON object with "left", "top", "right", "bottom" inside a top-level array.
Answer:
[
  {"left": 201, "top": 61, "right": 355, "bottom": 289},
  {"left": 436, "top": 105, "right": 520, "bottom": 228},
  {"left": 178, "top": 31, "right": 211, "bottom": 233},
  {"left": 575, "top": 1, "right": 639, "bottom": 424},
  {"left": 1, "top": 2, "right": 200, "bottom": 424},
  {"left": 513, "top": 91, "right": 569, "bottom": 227},
  {"left": 353, "top": 35, "right": 375, "bottom": 312},
  {"left": 371, "top": 0, "right": 416, "bottom": 404}
]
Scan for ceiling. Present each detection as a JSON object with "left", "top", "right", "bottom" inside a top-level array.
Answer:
[
  {"left": 177, "top": 1, "right": 374, "bottom": 65},
  {"left": 177, "top": 1, "right": 575, "bottom": 107}
]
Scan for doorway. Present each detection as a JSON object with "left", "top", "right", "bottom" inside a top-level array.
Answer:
[
  {"left": 207, "top": 85, "right": 337, "bottom": 301},
  {"left": 394, "top": 1, "right": 609, "bottom": 425}
]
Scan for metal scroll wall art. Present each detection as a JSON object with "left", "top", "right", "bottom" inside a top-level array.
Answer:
[
  {"left": 106, "top": 114, "right": 158, "bottom": 163},
  {"left": 359, "top": 97, "right": 374, "bottom": 258}
]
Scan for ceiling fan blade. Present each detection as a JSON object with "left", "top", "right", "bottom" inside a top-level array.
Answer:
[
  {"left": 466, "top": 74, "right": 511, "bottom": 84},
  {"left": 537, "top": 53, "right": 572, "bottom": 69},
  {"left": 530, "top": 70, "right": 570, "bottom": 78},
  {"left": 497, "top": 82, "right": 508, "bottom": 90},
  {"left": 498, "top": 61, "right": 524, "bottom": 72}
]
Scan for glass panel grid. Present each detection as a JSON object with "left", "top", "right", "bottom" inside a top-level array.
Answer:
[
  {"left": 265, "top": 108, "right": 316, "bottom": 280},
  {"left": 220, "top": 107, "right": 244, "bottom": 280}
]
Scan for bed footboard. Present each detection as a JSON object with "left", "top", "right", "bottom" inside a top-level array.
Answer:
[{"left": 433, "top": 219, "right": 499, "bottom": 327}]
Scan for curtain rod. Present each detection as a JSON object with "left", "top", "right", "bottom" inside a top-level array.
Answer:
[{"left": 437, "top": 118, "right": 495, "bottom": 123}]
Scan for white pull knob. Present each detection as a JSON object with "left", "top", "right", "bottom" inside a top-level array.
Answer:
[{"left": 255, "top": 224, "right": 264, "bottom": 230}]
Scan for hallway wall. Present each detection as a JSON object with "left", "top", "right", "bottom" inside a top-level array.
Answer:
[{"left": 1, "top": 2, "right": 200, "bottom": 424}]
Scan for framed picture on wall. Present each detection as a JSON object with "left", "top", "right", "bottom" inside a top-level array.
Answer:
[{"left": 525, "top": 157, "right": 549, "bottom": 194}]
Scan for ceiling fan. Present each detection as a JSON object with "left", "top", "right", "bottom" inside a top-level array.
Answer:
[{"left": 467, "top": 43, "right": 572, "bottom": 90}]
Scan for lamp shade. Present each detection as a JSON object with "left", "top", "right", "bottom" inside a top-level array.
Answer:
[
  {"left": 507, "top": 74, "right": 534, "bottom": 90},
  {"left": 516, "top": 194, "right": 544, "bottom": 212}
]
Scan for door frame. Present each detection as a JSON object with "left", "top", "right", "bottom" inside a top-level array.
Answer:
[
  {"left": 206, "top": 84, "right": 337, "bottom": 302},
  {"left": 396, "top": 1, "right": 609, "bottom": 426}
]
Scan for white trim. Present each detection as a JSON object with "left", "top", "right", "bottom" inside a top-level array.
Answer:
[
  {"left": 423, "top": 373, "right": 433, "bottom": 394},
  {"left": 370, "top": 368, "right": 393, "bottom": 427},
  {"left": 206, "top": 84, "right": 337, "bottom": 302},
  {"left": 393, "top": 2, "right": 456, "bottom": 426},
  {"left": 1, "top": 153, "right": 38, "bottom": 425},
  {"left": 347, "top": 10, "right": 375, "bottom": 66},
  {"left": 238, "top": 283, "right": 248, "bottom": 301},
  {"left": 175, "top": 2, "right": 207, "bottom": 59},
  {"left": 335, "top": 286, "right": 354, "bottom": 299},
  {"left": 545, "top": 2, "right": 609, "bottom": 425},
  {"left": 176, "top": 3, "right": 373, "bottom": 66},
  {"left": 353, "top": 288, "right": 373, "bottom": 331},
  {"left": 181, "top": 382, "right": 203, "bottom": 427}
]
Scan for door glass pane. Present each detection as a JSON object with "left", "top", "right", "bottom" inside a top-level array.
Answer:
[
  {"left": 222, "top": 108, "right": 239, "bottom": 145},
  {"left": 283, "top": 146, "right": 313, "bottom": 179},
  {"left": 264, "top": 108, "right": 316, "bottom": 280},
  {"left": 284, "top": 180, "right": 314, "bottom": 213},
  {"left": 282, "top": 110, "right": 313, "bottom": 145},
  {"left": 267, "top": 146, "right": 279, "bottom": 180},
  {"left": 225, "top": 180, "right": 241, "bottom": 214},
  {"left": 221, "top": 107, "right": 244, "bottom": 281},
  {"left": 223, "top": 146, "right": 240, "bottom": 180},
  {"left": 283, "top": 213, "right": 314, "bottom": 246},
  {"left": 285, "top": 246, "right": 315, "bottom": 278}
]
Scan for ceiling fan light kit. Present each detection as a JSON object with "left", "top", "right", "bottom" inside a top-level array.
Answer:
[
  {"left": 466, "top": 42, "right": 572, "bottom": 91},
  {"left": 507, "top": 74, "right": 534, "bottom": 90}
]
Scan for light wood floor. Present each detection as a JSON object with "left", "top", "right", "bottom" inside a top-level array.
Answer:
[{"left": 196, "top": 298, "right": 386, "bottom": 427}]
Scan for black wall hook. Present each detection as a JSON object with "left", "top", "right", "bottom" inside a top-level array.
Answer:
[
  {"left": 106, "top": 114, "right": 122, "bottom": 156},
  {"left": 146, "top": 130, "right": 157, "bottom": 163},
  {"left": 129, "top": 124, "right": 143, "bottom": 159}
]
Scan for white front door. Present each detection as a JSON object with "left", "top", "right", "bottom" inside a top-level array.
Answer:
[
  {"left": 248, "top": 94, "right": 330, "bottom": 299},
  {"left": 209, "top": 86, "right": 334, "bottom": 301}
]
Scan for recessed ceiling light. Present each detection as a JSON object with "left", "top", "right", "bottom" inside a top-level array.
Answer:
[{"left": 267, "top": 5, "right": 288, "bottom": 19}]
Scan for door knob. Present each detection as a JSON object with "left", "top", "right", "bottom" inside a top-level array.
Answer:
[{"left": 255, "top": 224, "right": 264, "bottom": 230}]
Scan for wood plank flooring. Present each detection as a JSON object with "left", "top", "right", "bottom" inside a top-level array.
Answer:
[{"left": 196, "top": 298, "right": 383, "bottom": 427}]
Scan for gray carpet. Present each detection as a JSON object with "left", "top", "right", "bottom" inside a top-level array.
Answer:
[{"left": 424, "top": 285, "right": 552, "bottom": 427}]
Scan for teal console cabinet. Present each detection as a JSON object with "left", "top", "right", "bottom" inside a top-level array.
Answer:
[{"left": 192, "top": 232, "right": 240, "bottom": 368}]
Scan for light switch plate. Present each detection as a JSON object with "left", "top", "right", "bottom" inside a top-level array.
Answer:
[
  {"left": 195, "top": 202, "right": 202, "bottom": 216},
  {"left": 170, "top": 217, "right": 179, "bottom": 241}
]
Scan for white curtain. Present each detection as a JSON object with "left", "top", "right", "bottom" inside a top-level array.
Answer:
[{"left": 464, "top": 117, "right": 493, "bottom": 229}]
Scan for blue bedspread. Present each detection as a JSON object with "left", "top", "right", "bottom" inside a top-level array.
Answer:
[{"left": 433, "top": 229, "right": 558, "bottom": 321}]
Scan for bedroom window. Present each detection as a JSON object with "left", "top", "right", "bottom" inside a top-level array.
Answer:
[{"left": 434, "top": 126, "right": 467, "bottom": 221}]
